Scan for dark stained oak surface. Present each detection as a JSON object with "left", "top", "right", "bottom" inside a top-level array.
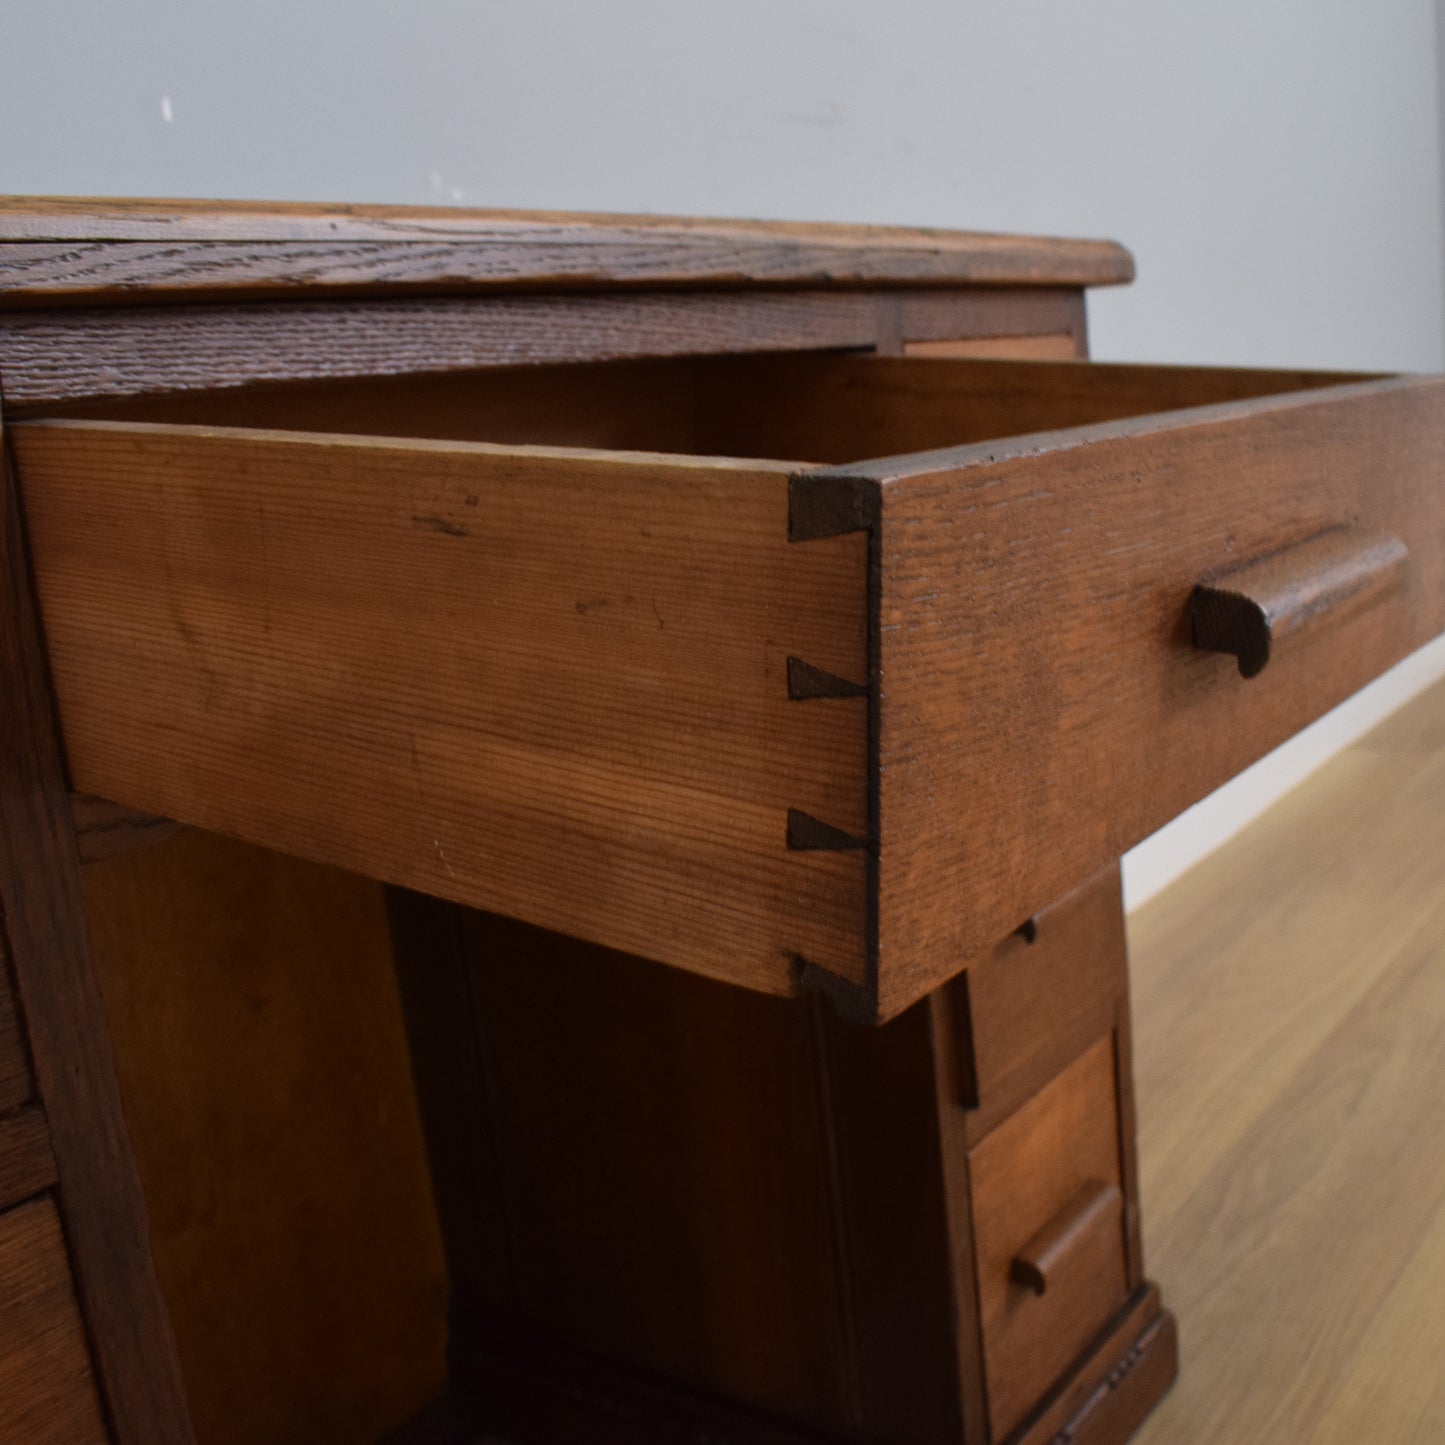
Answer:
[{"left": 0, "top": 289, "right": 1085, "bottom": 407}]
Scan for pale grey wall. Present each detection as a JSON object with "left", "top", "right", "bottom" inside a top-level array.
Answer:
[{"left": 6, "top": 0, "right": 1445, "bottom": 901}]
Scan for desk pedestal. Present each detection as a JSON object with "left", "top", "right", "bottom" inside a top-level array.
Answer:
[{"left": 387, "top": 870, "right": 1176, "bottom": 1445}]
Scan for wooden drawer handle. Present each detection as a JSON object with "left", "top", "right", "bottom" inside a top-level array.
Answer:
[
  {"left": 1008, "top": 1180, "right": 1121, "bottom": 1297},
  {"left": 1190, "top": 527, "right": 1408, "bottom": 679}
]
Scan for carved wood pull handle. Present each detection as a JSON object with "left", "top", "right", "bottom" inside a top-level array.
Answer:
[
  {"left": 1190, "top": 527, "right": 1408, "bottom": 679},
  {"left": 1009, "top": 1180, "right": 1122, "bottom": 1297}
]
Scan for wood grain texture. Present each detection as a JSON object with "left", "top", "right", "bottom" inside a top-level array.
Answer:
[
  {"left": 15, "top": 421, "right": 870, "bottom": 997},
  {"left": 0, "top": 1106, "right": 56, "bottom": 1212},
  {"left": 0, "top": 198, "right": 1134, "bottom": 302},
  {"left": 0, "top": 291, "right": 879, "bottom": 406},
  {"left": 0, "top": 288, "right": 1086, "bottom": 408},
  {"left": 0, "top": 416, "right": 194, "bottom": 1443},
  {"left": 0, "top": 1197, "right": 109, "bottom": 1444},
  {"left": 0, "top": 949, "right": 33, "bottom": 1114},
  {"left": 1131, "top": 675, "right": 1445, "bottom": 1445},
  {"left": 814, "top": 373, "right": 1445, "bottom": 1016},
  {"left": 82, "top": 829, "right": 449, "bottom": 1445},
  {"left": 969, "top": 1035, "right": 1128, "bottom": 1441},
  {"left": 1190, "top": 526, "right": 1408, "bottom": 677},
  {"left": 24, "top": 359, "right": 1431, "bottom": 1019}
]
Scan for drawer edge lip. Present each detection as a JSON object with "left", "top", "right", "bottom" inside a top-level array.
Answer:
[{"left": 808, "top": 371, "right": 1435, "bottom": 487}]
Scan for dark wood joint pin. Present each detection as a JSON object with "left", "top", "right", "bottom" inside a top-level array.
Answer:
[
  {"left": 785, "top": 809, "right": 868, "bottom": 853},
  {"left": 786, "top": 657, "right": 867, "bottom": 701}
]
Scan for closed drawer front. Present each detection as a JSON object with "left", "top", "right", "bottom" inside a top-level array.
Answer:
[
  {"left": 0, "top": 959, "right": 33, "bottom": 1115},
  {"left": 0, "top": 1196, "right": 109, "bottom": 1444},
  {"left": 14, "top": 353, "right": 1445, "bottom": 1020},
  {"left": 968, "top": 1034, "right": 1128, "bottom": 1442},
  {"left": 955, "top": 866, "right": 1125, "bottom": 1141}
]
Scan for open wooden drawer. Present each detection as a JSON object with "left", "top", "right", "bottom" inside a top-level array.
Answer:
[{"left": 9, "top": 353, "right": 1445, "bottom": 1020}]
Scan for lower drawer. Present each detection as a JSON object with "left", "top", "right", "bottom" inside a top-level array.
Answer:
[
  {"left": 0, "top": 1197, "right": 109, "bottom": 1444},
  {"left": 969, "top": 1034, "right": 1128, "bottom": 1441}
]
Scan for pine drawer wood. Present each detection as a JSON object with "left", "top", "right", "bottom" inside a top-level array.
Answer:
[
  {"left": 13, "top": 359, "right": 1445, "bottom": 1019},
  {"left": 11, "top": 424, "right": 870, "bottom": 997}
]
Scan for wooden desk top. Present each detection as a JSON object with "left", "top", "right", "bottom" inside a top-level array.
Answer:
[{"left": 0, "top": 197, "right": 1134, "bottom": 303}]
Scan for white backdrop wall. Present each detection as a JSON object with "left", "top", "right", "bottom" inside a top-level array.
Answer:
[{"left": 6, "top": 0, "right": 1445, "bottom": 905}]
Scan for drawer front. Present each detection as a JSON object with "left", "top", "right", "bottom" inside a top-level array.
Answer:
[
  {"left": 0, "top": 1197, "right": 109, "bottom": 1443},
  {"left": 969, "top": 1034, "right": 1127, "bottom": 1441},
  {"left": 956, "top": 867, "right": 1125, "bottom": 1142},
  {"left": 804, "top": 368, "right": 1445, "bottom": 1016},
  {"left": 0, "top": 960, "right": 33, "bottom": 1114}
]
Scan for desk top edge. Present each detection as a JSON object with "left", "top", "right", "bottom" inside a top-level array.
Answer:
[{"left": 0, "top": 196, "right": 1136, "bottom": 295}]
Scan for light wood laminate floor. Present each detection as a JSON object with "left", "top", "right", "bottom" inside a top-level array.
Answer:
[{"left": 1130, "top": 676, "right": 1445, "bottom": 1444}]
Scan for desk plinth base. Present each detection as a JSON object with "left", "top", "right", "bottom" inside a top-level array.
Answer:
[{"left": 385, "top": 1290, "right": 1175, "bottom": 1445}]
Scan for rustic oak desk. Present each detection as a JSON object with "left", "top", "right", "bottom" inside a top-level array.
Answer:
[{"left": 0, "top": 200, "right": 1441, "bottom": 1445}]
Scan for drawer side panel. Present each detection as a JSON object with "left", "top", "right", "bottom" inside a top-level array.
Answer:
[{"left": 14, "top": 422, "right": 871, "bottom": 997}]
